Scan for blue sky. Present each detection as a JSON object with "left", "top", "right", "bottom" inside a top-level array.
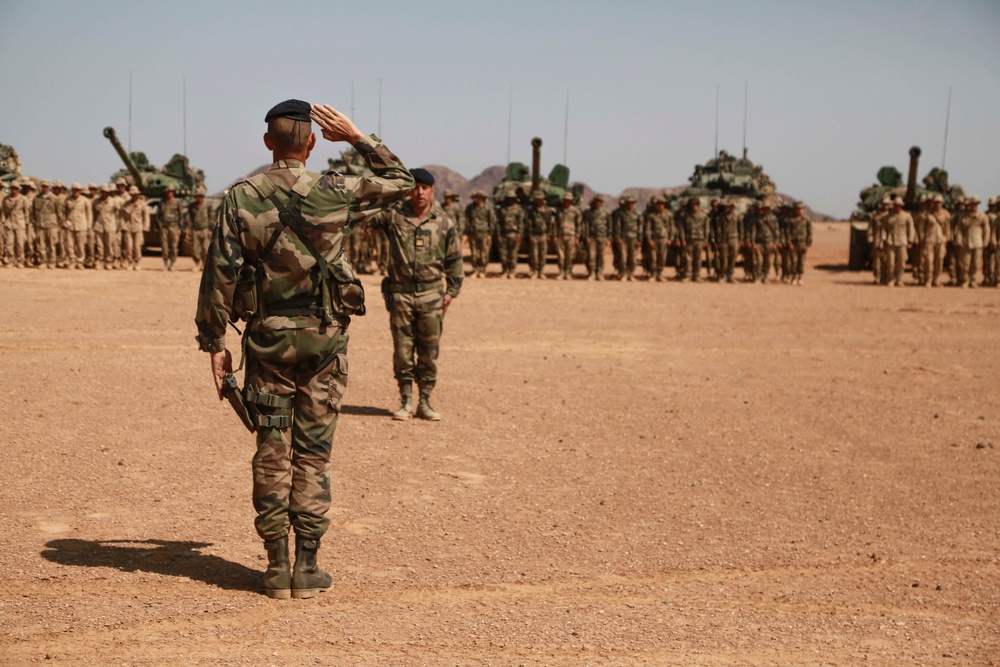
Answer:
[{"left": 1, "top": 0, "right": 998, "bottom": 217}]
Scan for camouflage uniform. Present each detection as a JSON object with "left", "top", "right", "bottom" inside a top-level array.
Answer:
[
  {"left": 188, "top": 195, "right": 215, "bottom": 270},
  {"left": 92, "top": 188, "right": 121, "bottom": 269},
  {"left": 714, "top": 203, "right": 742, "bottom": 283},
  {"left": 677, "top": 201, "right": 709, "bottom": 282},
  {"left": 525, "top": 194, "right": 554, "bottom": 279},
  {"left": 751, "top": 205, "right": 779, "bottom": 283},
  {"left": 554, "top": 195, "right": 582, "bottom": 279},
  {"left": 882, "top": 205, "right": 915, "bottom": 286},
  {"left": 642, "top": 198, "right": 674, "bottom": 281},
  {"left": 465, "top": 193, "right": 495, "bottom": 277},
  {"left": 921, "top": 197, "right": 950, "bottom": 287},
  {"left": 2, "top": 186, "right": 30, "bottom": 267},
  {"left": 62, "top": 186, "right": 92, "bottom": 269},
  {"left": 609, "top": 198, "right": 626, "bottom": 277},
  {"left": 32, "top": 182, "right": 61, "bottom": 269},
  {"left": 784, "top": 204, "right": 812, "bottom": 285},
  {"left": 868, "top": 202, "right": 890, "bottom": 284},
  {"left": 613, "top": 197, "right": 642, "bottom": 280},
  {"left": 118, "top": 188, "right": 149, "bottom": 270},
  {"left": 740, "top": 205, "right": 757, "bottom": 281},
  {"left": 987, "top": 199, "right": 999, "bottom": 287},
  {"left": 159, "top": 192, "right": 187, "bottom": 270},
  {"left": 496, "top": 198, "right": 524, "bottom": 278},
  {"left": 441, "top": 191, "right": 464, "bottom": 238},
  {"left": 955, "top": 198, "right": 989, "bottom": 287},
  {"left": 368, "top": 199, "right": 462, "bottom": 408},
  {"left": 195, "top": 133, "right": 413, "bottom": 545},
  {"left": 583, "top": 196, "right": 611, "bottom": 280}
]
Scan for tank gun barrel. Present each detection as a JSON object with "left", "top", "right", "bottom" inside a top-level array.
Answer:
[
  {"left": 531, "top": 137, "right": 542, "bottom": 195},
  {"left": 103, "top": 126, "right": 143, "bottom": 187},
  {"left": 905, "top": 146, "right": 921, "bottom": 209}
]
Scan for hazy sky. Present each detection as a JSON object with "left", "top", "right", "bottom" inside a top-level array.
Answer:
[{"left": 1, "top": 0, "right": 998, "bottom": 217}]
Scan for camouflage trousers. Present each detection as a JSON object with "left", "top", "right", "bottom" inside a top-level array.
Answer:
[
  {"left": 716, "top": 240, "right": 738, "bottom": 279},
  {"left": 646, "top": 239, "right": 667, "bottom": 278},
  {"left": 191, "top": 229, "right": 213, "bottom": 268},
  {"left": 246, "top": 326, "right": 349, "bottom": 542},
  {"left": 958, "top": 248, "right": 983, "bottom": 286},
  {"left": 160, "top": 225, "right": 181, "bottom": 264},
  {"left": 619, "top": 239, "right": 638, "bottom": 277},
  {"left": 884, "top": 245, "right": 907, "bottom": 285},
  {"left": 754, "top": 243, "right": 775, "bottom": 282},
  {"left": 789, "top": 244, "right": 807, "bottom": 277},
  {"left": 36, "top": 227, "right": 59, "bottom": 267},
  {"left": 95, "top": 230, "right": 119, "bottom": 267},
  {"left": 499, "top": 235, "right": 519, "bottom": 275},
  {"left": 389, "top": 288, "right": 444, "bottom": 388},
  {"left": 469, "top": 234, "right": 491, "bottom": 275},
  {"left": 922, "top": 242, "right": 945, "bottom": 285},
  {"left": 528, "top": 234, "right": 547, "bottom": 275},
  {"left": 121, "top": 230, "right": 142, "bottom": 266},
  {"left": 686, "top": 242, "right": 706, "bottom": 281},
  {"left": 373, "top": 228, "right": 389, "bottom": 275},
  {"left": 588, "top": 237, "right": 608, "bottom": 278},
  {"left": 64, "top": 230, "right": 87, "bottom": 267},
  {"left": 555, "top": 235, "right": 577, "bottom": 277}
]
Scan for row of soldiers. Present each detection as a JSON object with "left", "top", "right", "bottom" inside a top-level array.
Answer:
[
  {"left": 0, "top": 178, "right": 215, "bottom": 271},
  {"left": 431, "top": 189, "right": 813, "bottom": 284},
  {"left": 868, "top": 193, "right": 999, "bottom": 288}
]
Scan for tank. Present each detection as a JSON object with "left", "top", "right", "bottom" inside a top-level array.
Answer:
[
  {"left": 666, "top": 149, "right": 777, "bottom": 217},
  {"left": 846, "top": 146, "right": 966, "bottom": 270},
  {"left": 103, "top": 126, "right": 210, "bottom": 251},
  {"left": 1, "top": 144, "right": 21, "bottom": 187},
  {"left": 327, "top": 146, "right": 373, "bottom": 178}
]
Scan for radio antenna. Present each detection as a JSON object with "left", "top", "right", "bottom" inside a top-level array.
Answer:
[
  {"left": 506, "top": 84, "right": 513, "bottom": 165},
  {"left": 742, "top": 82, "right": 748, "bottom": 159},
  {"left": 563, "top": 89, "right": 570, "bottom": 164},
  {"left": 714, "top": 83, "right": 719, "bottom": 157},
  {"left": 941, "top": 86, "right": 952, "bottom": 169}
]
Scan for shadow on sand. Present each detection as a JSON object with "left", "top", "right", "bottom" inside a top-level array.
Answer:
[
  {"left": 341, "top": 404, "right": 393, "bottom": 417},
  {"left": 41, "top": 539, "right": 259, "bottom": 592}
]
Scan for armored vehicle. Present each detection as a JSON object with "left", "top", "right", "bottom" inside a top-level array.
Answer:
[
  {"left": 103, "top": 126, "right": 213, "bottom": 251},
  {"left": 666, "top": 149, "right": 777, "bottom": 216},
  {"left": 1, "top": 144, "right": 22, "bottom": 188}
]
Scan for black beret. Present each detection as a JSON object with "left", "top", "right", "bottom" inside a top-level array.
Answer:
[
  {"left": 410, "top": 168, "right": 435, "bottom": 186},
  {"left": 264, "top": 99, "right": 312, "bottom": 123}
]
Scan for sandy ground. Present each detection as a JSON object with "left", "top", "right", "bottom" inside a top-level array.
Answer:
[{"left": 1, "top": 224, "right": 998, "bottom": 666}]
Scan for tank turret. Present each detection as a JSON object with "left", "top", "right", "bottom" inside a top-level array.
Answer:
[{"left": 103, "top": 127, "right": 144, "bottom": 187}]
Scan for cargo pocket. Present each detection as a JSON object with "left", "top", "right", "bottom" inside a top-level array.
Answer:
[{"left": 326, "top": 352, "right": 349, "bottom": 412}]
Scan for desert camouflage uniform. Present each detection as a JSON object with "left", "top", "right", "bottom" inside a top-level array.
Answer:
[
  {"left": 188, "top": 198, "right": 215, "bottom": 269},
  {"left": 609, "top": 199, "right": 626, "bottom": 276},
  {"left": 714, "top": 207, "right": 742, "bottom": 283},
  {"left": 677, "top": 205, "right": 709, "bottom": 282},
  {"left": 159, "top": 196, "right": 187, "bottom": 269},
  {"left": 0, "top": 188, "right": 6, "bottom": 265},
  {"left": 93, "top": 193, "right": 121, "bottom": 269},
  {"left": 2, "top": 189, "right": 30, "bottom": 267},
  {"left": 643, "top": 204, "right": 674, "bottom": 281},
  {"left": 784, "top": 210, "right": 812, "bottom": 284},
  {"left": 740, "top": 207, "right": 757, "bottom": 281},
  {"left": 496, "top": 199, "right": 524, "bottom": 278},
  {"left": 442, "top": 198, "right": 464, "bottom": 238},
  {"left": 32, "top": 187, "right": 61, "bottom": 268},
  {"left": 118, "top": 196, "right": 149, "bottom": 269},
  {"left": 63, "top": 191, "right": 93, "bottom": 269},
  {"left": 751, "top": 208, "right": 779, "bottom": 283},
  {"left": 987, "top": 201, "right": 999, "bottom": 287},
  {"left": 554, "top": 200, "right": 582, "bottom": 279},
  {"left": 465, "top": 198, "right": 496, "bottom": 277},
  {"left": 955, "top": 206, "right": 990, "bottom": 287},
  {"left": 368, "top": 200, "right": 462, "bottom": 397},
  {"left": 921, "top": 205, "right": 950, "bottom": 287},
  {"left": 526, "top": 198, "right": 555, "bottom": 278},
  {"left": 882, "top": 209, "right": 915, "bottom": 286},
  {"left": 583, "top": 203, "right": 611, "bottom": 280},
  {"left": 613, "top": 203, "right": 642, "bottom": 280},
  {"left": 195, "top": 134, "right": 412, "bottom": 542}
]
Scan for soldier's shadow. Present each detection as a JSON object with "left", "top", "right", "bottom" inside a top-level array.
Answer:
[
  {"left": 341, "top": 404, "right": 393, "bottom": 417},
  {"left": 41, "top": 539, "right": 259, "bottom": 592}
]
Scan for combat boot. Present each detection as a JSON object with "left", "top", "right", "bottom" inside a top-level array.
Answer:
[
  {"left": 261, "top": 536, "right": 291, "bottom": 600},
  {"left": 415, "top": 389, "right": 441, "bottom": 421},
  {"left": 291, "top": 535, "right": 332, "bottom": 599},
  {"left": 393, "top": 382, "right": 413, "bottom": 421}
]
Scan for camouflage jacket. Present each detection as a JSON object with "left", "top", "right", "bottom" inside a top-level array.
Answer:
[
  {"left": 526, "top": 204, "right": 555, "bottom": 236},
  {"left": 677, "top": 209, "right": 709, "bottom": 243},
  {"left": 883, "top": 211, "right": 915, "bottom": 246},
  {"left": 119, "top": 198, "right": 150, "bottom": 233},
  {"left": 195, "top": 135, "right": 413, "bottom": 353},
  {"left": 751, "top": 213, "right": 779, "bottom": 244},
  {"left": 955, "top": 211, "right": 990, "bottom": 249},
  {"left": 465, "top": 202, "right": 496, "bottom": 237},
  {"left": 443, "top": 201, "right": 464, "bottom": 237},
  {"left": 368, "top": 200, "right": 463, "bottom": 298},
  {"left": 582, "top": 207, "right": 611, "bottom": 238},
  {"left": 63, "top": 194, "right": 93, "bottom": 232},
  {"left": 2, "top": 194, "right": 30, "bottom": 231},
  {"left": 643, "top": 210, "right": 675, "bottom": 241},
  {"left": 922, "top": 209, "right": 950, "bottom": 245},
  {"left": 497, "top": 202, "right": 525, "bottom": 237},
  {"left": 32, "top": 192, "right": 60, "bottom": 230},
  {"left": 613, "top": 209, "right": 642, "bottom": 240},
  {"left": 92, "top": 196, "right": 120, "bottom": 234},
  {"left": 554, "top": 204, "right": 582, "bottom": 237},
  {"left": 784, "top": 214, "right": 813, "bottom": 246},
  {"left": 159, "top": 198, "right": 187, "bottom": 229},
  {"left": 713, "top": 211, "right": 741, "bottom": 243},
  {"left": 188, "top": 200, "right": 215, "bottom": 231}
]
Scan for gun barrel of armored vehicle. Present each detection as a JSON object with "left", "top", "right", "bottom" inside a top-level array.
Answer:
[
  {"left": 905, "top": 146, "right": 921, "bottom": 208},
  {"left": 531, "top": 137, "right": 542, "bottom": 195},
  {"left": 102, "top": 126, "right": 143, "bottom": 187}
]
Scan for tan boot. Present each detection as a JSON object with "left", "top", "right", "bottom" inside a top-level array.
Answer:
[
  {"left": 415, "top": 389, "right": 441, "bottom": 421},
  {"left": 261, "top": 536, "right": 291, "bottom": 600},
  {"left": 291, "top": 536, "right": 332, "bottom": 599},
  {"left": 393, "top": 382, "right": 413, "bottom": 421}
]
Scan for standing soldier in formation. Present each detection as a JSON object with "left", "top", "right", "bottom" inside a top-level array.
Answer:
[
  {"left": 118, "top": 185, "right": 148, "bottom": 271},
  {"left": 986, "top": 198, "right": 999, "bottom": 287},
  {"left": 868, "top": 198, "right": 891, "bottom": 283},
  {"left": 85, "top": 183, "right": 100, "bottom": 268},
  {"left": 441, "top": 189, "right": 464, "bottom": 238},
  {"left": 62, "top": 183, "right": 92, "bottom": 269},
  {"left": 751, "top": 200, "right": 779, "bottom": 283},
  {"left": 920, "top": 193, "right": 949, "bottom": 287},
  {"left": 553, "top": 192, "right": 582, "bottom": 280},
  {"left": 954, "top": 195, "right": 989, "bottom": 288},
  {"left": 714, "top": 200, "right": 741, "bottom": 283},
  {"left": 739, "top": 202, "right": 756, "bottom": 282},
  {"left": 911, "top": 195, "right": 931, "bottom": 285},
  {"left": 2, "top": 180, "right": 29, "bottom": 268},
  {"left": 32, "top": 179, "right": 61, "bottom": 269},
  {"left": 52, "top": 182, "right": 69, "bottom": 267},
  {"left": 643, "top": 195, "right": 674, "bottom": 282},
  {"left": 609, "top": 196, "right": 626, "bottom": 278},
  {"left": 92, "top": 185, "right": 120, "bottom": 270},
  {"left": 188, "top": 191, "right": 215, "bottom": 271},
  {"left": 707, "top": 199, "right": 723, "bottom": 280},
  {"left": 0, "top": 183, "right": 8, "bottom": 266},
  {"left": 944, "top": 196, "right": 962, "bottom": 285},
  {"left": 677, "top": 197, "right": 709, "bottom": 282},
  {"left": 614, "top": 194, "right": 642, "bottom": 281},
  {"left": 583, "top": 194, "right": 611, "bottom": 280},
  {"left": 465, "top": 190, "right": 495, "bottom": 278},
  {"left": 525, "top": 190, "right": 554, "bottom": 279},
  {"left": 368, "top": 168, "right": 462, "bottom": 422},
  {"left": 784, "top": 201, "right": 812, "bottom": 286},
  {"left": 159, "top": 185, "right": 187, "bottom": 270},
  {"left": 22, "top": 180, "right": 37, "bottom": 266},
  {"left": 882, "top": 197, "right": 915, "bottom": 287},
  {"left": 496, "top": 192, "right": 524, "bottom": 279}
]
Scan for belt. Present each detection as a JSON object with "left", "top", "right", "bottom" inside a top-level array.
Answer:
[{"left": 387, "top": 281, "right": 440, "bottom": 293}]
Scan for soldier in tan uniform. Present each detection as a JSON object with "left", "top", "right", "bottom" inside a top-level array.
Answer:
[
  {"left": 32, "top": 179, "right": 61, "bottom": 269},
  {"left": 553, "top": 192, "right": 582, "bottom": 280},
  {"left": 882, "top": 197, "right": 915, "bottom": 287},
  {"left": 92, "top": 185, "right": 120, "bottom": 269},
  {"left": 52, "top": 182, "right": 70, "bottom": 267},
  {"left": 868, "top": 199, "right": 891, "bottom": 284},
  {"left": 920, "top": 194, "right": 950, "bottom": 287},
  {"left": 85, "top": 183, "right": 100, "bottom": 268},
  {"left": 118, "top": 185, "right": 148, "bottom": 270},
  {"left": 62, "top": 183, "right": 93, "bottom": 269},
  {"left": 982, "top": 197, "right": 998, "bottom": 287},
  {"left": 955, "top": 195, "right": 990, "bottom": 288},
  {"left": 2, "top": 180, "right": 30, "bottom": 267}
]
